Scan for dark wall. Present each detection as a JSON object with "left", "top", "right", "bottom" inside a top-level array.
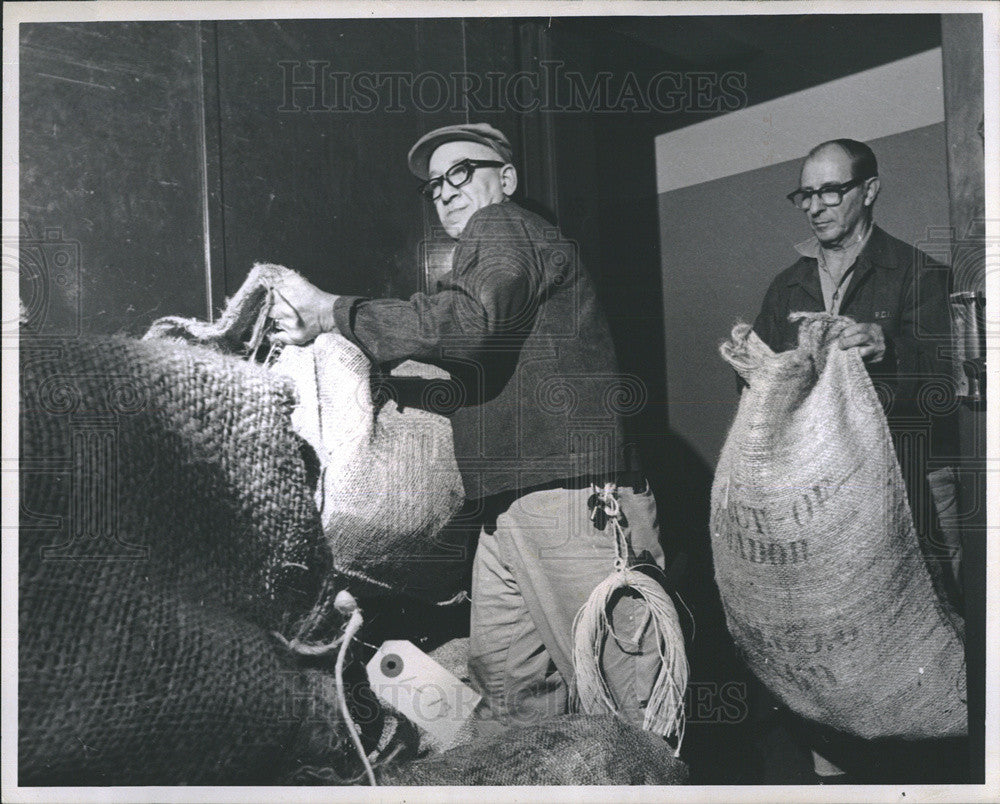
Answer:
[
  {"left": 20, "top": 22, "right": 211, "bottom": 337},
  {"left": 20, "top": 19, "right": 539, "bottom": 335},
  {"left": 941, "top": 13, "right": 987, "bottom": 783},
  {"left": 211, "top": 19, "right": 464, "bottom": 303}
]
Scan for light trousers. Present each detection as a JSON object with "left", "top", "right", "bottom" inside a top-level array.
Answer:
[{"left": 468, "top": 483, "right": 666, "bottom": 728}]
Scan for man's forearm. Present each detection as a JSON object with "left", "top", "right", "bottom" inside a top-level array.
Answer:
[{"left": 333, "top": 290, "right": 492, "bottom": 366}]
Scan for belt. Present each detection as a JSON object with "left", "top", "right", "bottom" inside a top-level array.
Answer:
[
  {"left": 542, "top": 471, "right": 648, "bottom": 494},
  {"left": 475, "top": 472, "right": 649, "bottom": 532}
]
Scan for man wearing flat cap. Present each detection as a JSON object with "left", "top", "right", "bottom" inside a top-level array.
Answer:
[{"left": 269, "top": 123, "right": 667, "bottom": 731}]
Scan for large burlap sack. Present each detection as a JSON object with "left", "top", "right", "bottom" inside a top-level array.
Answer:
[
  {"left": 271, "top": 334, "right": 466, "bottom": 600},
  {"left": 19, "top": 336, "right": 375, "bottom": 785},
  {"left": 147, "top": 262, "right": 467, "bottom": 601},
  {"left": 710, "top": 313, "right": 966, "bottom": 740},
  {"left": 377, "top": 715, "right": 688, "bottom": 785}
]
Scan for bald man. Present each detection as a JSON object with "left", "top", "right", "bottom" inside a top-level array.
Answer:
[
  {"left": 751, "top": 139, "right": 963, "bottom": 784},
  {"left": 754, "top": 139, "right": 958, "bottom": 554}
]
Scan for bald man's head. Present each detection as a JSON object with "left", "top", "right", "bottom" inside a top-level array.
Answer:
[
  {"left": 805, "top": 139, "right": 878, "bottom": 183},
  {"left": 798, "top": 140, "right": 880, "bottom": 247}
]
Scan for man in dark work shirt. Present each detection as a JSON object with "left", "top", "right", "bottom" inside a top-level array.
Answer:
[
  {"left": 751, "top": 138, "right": 964, "bottom": 783},
  {"left": 269, "top": 123, "right": 668, "bottom": 733}
]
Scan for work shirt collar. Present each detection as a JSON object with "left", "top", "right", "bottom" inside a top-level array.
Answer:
[{"left": 786, "top": 223, "right": 894, "bottom": 311}]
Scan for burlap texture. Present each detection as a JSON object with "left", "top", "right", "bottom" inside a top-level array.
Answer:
[
  {"left": 148, "top": 262, "right": 467, "bottom": 601},
  {"left": 378, "top": 715, "right": 689, "bottom": 785},
  {"left": 271, "top": 334, "right": 466, "bottom": 599},
  {"left": 710, "top": 313, "right": 966, "bottom": 740},
  {"left": 19, "top": 336, "right": 366, "bottom": 785}
]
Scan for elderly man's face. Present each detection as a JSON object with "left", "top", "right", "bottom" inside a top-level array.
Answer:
[
  {"left": 799, "top": 146, "right": 872, "bottom": 247},
  {"left": 428, "top": 141, "right": 511, "bottom": 238}
]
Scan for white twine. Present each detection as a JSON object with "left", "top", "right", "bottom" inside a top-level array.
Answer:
[
  {"left": 571, "top": 485, "right": 689, "bottom": 755},
  {"left": 333, "top": 590, "right": 377, "bottom": 786},
  {"left": 273, "top": 589, "right": 377, "bottom": 785}
]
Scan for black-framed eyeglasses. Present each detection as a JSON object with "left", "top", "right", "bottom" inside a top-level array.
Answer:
[
  {"left": 418, "top": 159, "right": 506, "bottom": 201},
  {"left": 786, "top": 175, "right": 875, "bottom": 210}
]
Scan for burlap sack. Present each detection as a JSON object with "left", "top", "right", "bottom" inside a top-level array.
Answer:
[
  {"left": 378, "top": 715, "right": 689, "bottom": 785},
  {"left": 19, "top": 336, "right": 374, "bottom": 784},
  {"left": 147, "top": 263, "right": 467, "bottom": 601},
  {"left": 271, "top": 334, "right": 466, "bottom": 600},
  {"left": 710, "top": 313, "right": 966, "bottom": 740}
]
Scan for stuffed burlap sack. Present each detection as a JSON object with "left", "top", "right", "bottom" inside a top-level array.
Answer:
[
  {"left": 710, "top": 313, "right": 966, "bottom": 740},
  {"left": 19, "top": 336, "right": 377, "bottom": 785},
  {"left": 148, "top": 263, "right": 467, "bottom": 601},
  {"left": 271, "top": 334, "right": 466, "bottom": 600},
  {"left": 378, "top": 715, "right": 688, "bottom": 785}
]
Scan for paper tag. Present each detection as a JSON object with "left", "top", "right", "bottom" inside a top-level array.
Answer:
[{"left": 366, "top": 639, "right": 481, "bottom": 751}]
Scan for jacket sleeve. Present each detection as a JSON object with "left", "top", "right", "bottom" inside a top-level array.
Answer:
[
  {"left": 888, "top": 255, "right": 959, "bottom": 460},
  {"left": 751, "top": 275, "right": 787, "bottom": 354},
  {"left": 331, "top": 209, "right": 542, "bottom": 370},
  {"left": 737, "top": 274, "right": 785, "bottom": 393}
]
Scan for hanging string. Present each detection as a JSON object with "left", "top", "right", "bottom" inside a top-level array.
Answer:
[
  {"left": 332, "top": 590, "right": 377, "bottom": 786},
  {"left": 270, "top": 588, "right": 377, "bottom": 784},
  {"left": 571, "top": 483, "right": 689, "bottom": 756}
]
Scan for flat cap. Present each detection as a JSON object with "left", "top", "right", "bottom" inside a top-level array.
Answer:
[{"left": 407, "top": 122, "right": 513, "bottom": 180}]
